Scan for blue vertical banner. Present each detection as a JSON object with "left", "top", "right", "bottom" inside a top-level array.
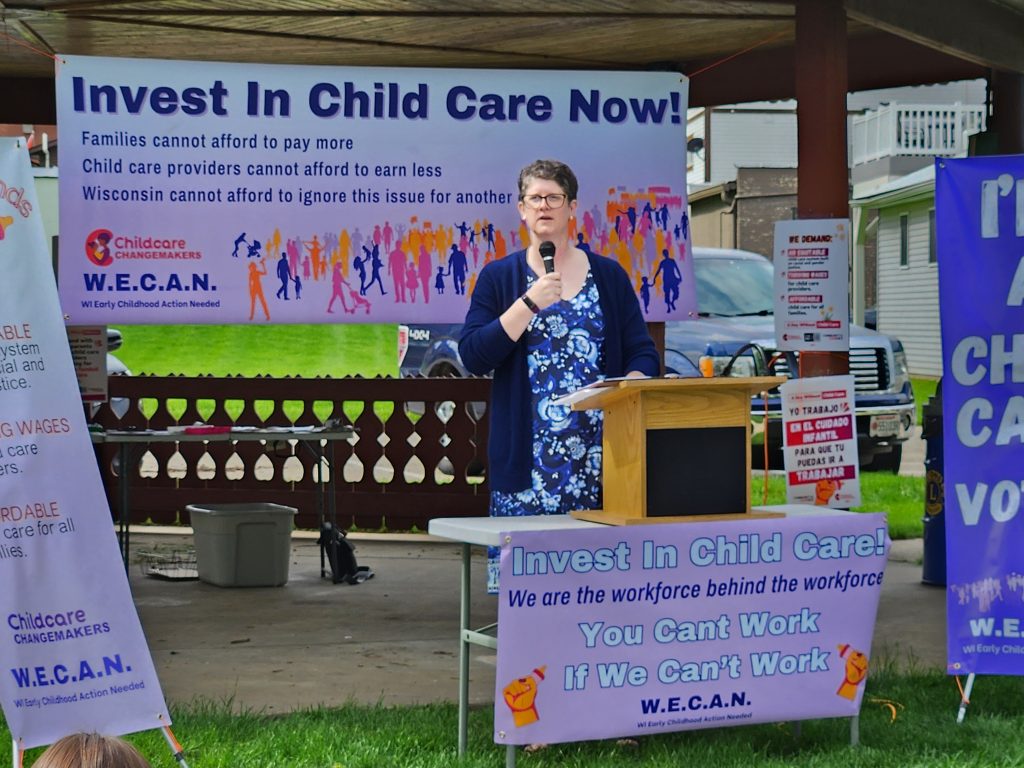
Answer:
[{"left": 937, "top": 155, "right": 1024, "bottom": 675}]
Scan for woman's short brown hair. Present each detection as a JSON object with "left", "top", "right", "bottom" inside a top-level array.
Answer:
[
  {"left": 517, "top": 159, "right": 579, "bottom": 202},
  {"left": 33, "top": 733, "right": 152, "bottom": 768}
]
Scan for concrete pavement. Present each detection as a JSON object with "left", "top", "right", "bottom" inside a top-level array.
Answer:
[{"left": 126, "top": 527, "right": 944, "bottom": 714}]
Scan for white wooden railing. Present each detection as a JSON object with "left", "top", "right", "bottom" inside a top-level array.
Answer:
[{"left": 850, "top": 104, "right": 986, "bottom": 166}]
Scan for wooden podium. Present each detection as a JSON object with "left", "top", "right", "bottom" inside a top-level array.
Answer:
[{"left": 568, "top": 377, "right": 783, "bottom": 525}]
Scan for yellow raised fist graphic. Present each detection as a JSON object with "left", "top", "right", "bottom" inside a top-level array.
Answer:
[
  {"left": 503, "top": 666, "right": 547, "bottom": 727},
  {"left": 836, "top": 643, "right": 869, "bottom": 700}
]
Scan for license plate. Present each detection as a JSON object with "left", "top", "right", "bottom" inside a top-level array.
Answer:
[{"left": 869, "top": 414, "right": 900, "bottom": 437}]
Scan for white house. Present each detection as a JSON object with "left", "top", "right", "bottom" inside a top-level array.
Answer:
[
  {"left": 851, "top": 166, "right": 941, "bottom": 377},
  {"left": 688, "top": 80, "right": 984, "bottom": 350},
  {"left": 686, "top": 80, "right": 985, "bottom": 191},
  {"left": 687, "top": 101, "right": 797, "bottom": 188}
]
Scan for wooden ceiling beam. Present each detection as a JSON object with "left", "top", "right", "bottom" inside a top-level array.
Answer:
[
  {"left": 846, "top": 0, "right": 1024, "bottom": 74},
  {"left": 56, "top": 13, "right": 610, "bottom": 67},
  {"left": 3, "top": 1, "right": 793, "bottom": 21},
  {"left": 685, "top": 29, "right": 985, "bottom": 106}
]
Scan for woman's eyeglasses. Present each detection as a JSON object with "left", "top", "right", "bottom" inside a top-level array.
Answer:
[{"left": 521, "top": 193, "right": 567, "bottom": 209}]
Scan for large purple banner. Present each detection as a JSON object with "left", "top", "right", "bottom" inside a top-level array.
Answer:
[
  {"left": 495, "top": 513, "right": 887, "bottom": 745},
  {"left": 937, "top": 156, "right": 1024, "bottom": 675}
]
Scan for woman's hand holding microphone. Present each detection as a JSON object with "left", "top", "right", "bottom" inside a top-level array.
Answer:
[{"left": 523, "top": 271, "right": 562, "bottom": 312}]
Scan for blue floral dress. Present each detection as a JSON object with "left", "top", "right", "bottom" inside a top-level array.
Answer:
[{"left": 487, "top": 270, "right": 605, "bottom": 593}]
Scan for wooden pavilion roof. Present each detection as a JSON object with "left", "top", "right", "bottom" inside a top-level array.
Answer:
[{"left": 1, "top": 0, "right": 1019, "bottom": 122}]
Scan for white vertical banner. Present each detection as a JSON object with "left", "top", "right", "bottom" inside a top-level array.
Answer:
[
  {"left": 780, "top": 375, "right": 861, "bottom": 508},
  {"left": 773, "top": 219, "right": 850, "bottom": 352},
  {"left": 0, "top": 139, "right": 169, "bottom": 748}
]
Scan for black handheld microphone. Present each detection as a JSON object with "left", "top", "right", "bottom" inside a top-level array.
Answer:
[{"left": 539, "top": 241, "right": 556, "bottom": 274}]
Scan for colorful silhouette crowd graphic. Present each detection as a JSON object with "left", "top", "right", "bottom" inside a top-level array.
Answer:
[{"left": 231, "top": 185, "right": 689, "bottom": 322}]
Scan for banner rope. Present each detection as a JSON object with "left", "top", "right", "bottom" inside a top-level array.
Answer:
[
  {"left": 955, "top": 675, "right": 970, "bottom": 706},
  {"left": 0, "top": 27, "right": 60, "bottom": 63},
  {"left": 687, "top": 31, "right": 788, "bottom": 79},
  {"left": 760, "top": 353, "right": 786, "bottom": 504},
  {"left": 761, "top": 389, "right": 770, "bottom": 504},
  {"left": 866, "top": 696, "right": 903, "bottom": 723},
  {"left": 158, "top": 714, "right": 190, "bottom": 768}
]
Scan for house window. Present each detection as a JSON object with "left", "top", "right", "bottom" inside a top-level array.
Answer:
[
  {"left": 899, "top": 213, "right": 909, "bottom": 268},
  {"left": 928, "top": 208, "right": 936, "bottom": 264}
]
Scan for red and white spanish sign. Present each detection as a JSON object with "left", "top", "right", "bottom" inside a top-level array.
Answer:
[
  {"left": 773, "top": 218, "right": 850, "bottom": 352},
  {"left": 780, "top": 375, "right": 860, "bottom": 508}
]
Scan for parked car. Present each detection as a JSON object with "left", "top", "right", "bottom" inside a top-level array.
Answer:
[
  {"left": 863, "top": 307, "right": 878, "bottom": 330},
  {"left": 87, "top": 327, "right": 130, "bottom": 419},
  {"left": 107, "top": 327, "right": 130, "bottom": 377},
  {"left": 662, "top": 248, "right": 913, "bottom": 471},
  {"left": 398, "top": 247, "right": 915, "bottom": 471}
]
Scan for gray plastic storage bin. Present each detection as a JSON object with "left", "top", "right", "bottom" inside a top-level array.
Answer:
[{"left": 187, "top": 503, "right": 296, "bottom": 587}]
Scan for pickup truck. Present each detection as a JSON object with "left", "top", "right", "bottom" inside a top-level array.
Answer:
[{"left": 398, "top": 247, "right": 915, "bottom": 471}]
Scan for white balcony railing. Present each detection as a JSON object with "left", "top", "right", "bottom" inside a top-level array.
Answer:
[{"left": 850, "top": 104, "right": 987, "bottom": 167}]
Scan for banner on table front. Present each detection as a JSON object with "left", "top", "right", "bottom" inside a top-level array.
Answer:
[
  {"left": 937, "top": 156, "right": 1024, "bottom": 676},
  {"left": 781, "top": 375, "right": 861, "bottom": 508},
  {"left": 495, "top": 514, "right": 887, "bottom": 745},
  {"left": 0, "top": 139, "right": 169, "bottom": 748},
  {"left": 56, "top": 55, "right": 695, "bottom": 325},
  {"left": 772, "top": 219, "right": 851, "bottom": 352}
]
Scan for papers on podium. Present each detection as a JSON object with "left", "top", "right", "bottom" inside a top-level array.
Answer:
[{"left": 550, "top": 375, "right": 662, "bottom": 408}]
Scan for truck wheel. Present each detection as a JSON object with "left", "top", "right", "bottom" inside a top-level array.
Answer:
[{"left": 871, "top": 444, "right": 903, "bottom": 474}]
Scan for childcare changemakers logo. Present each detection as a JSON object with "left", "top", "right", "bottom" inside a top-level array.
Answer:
[
  {"left": 84, "top": 229, "right": 204, "bottom": 265},
  {"left": 85, "top": 228, "right": 115, "bottom": 267}
]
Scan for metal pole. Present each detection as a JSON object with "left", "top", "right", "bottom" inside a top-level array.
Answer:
[
  {"left": 957, "top": 673, "right": 976, "bottom": 723},
  {"left": 118, "top": 443, "right": 131, "bottom": 574},
  {"left": 161, "top": 724, "right": 190, "bottom": 768},
  {"left": 317, "top": 441, "right": 327, "bottom": 578},
  {"left": 458, "top": 542, "right": 471, "bottom": 756}
]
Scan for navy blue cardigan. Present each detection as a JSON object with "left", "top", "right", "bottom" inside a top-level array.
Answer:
[{"left": 459, "top": 250, "right": 660, "bottom": 492}]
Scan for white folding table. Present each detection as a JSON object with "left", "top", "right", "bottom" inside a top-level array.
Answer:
[{"left": 92, "top": 426, "right": 355, "bottom": 574}]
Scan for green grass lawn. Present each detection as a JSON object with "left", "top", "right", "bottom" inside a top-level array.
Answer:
[
  {"left": 752, "top": 472, "right": 924, "bottom": 539},
  {"left": 115, "top": 324, "right": 398, "bottom": 378},
  {"left": 911, "top": 378, "right": 939, "bottom": 425},
  {"left": 12, "top": 670, "right": 1024, "bottom": 767},
  {"left": 115, "top": 326, "right": 940, "bottom": 422}
]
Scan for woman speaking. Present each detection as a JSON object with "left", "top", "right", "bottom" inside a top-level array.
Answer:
[{"left": 459, "top": 159, "right": 659, "bottom": 592}]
